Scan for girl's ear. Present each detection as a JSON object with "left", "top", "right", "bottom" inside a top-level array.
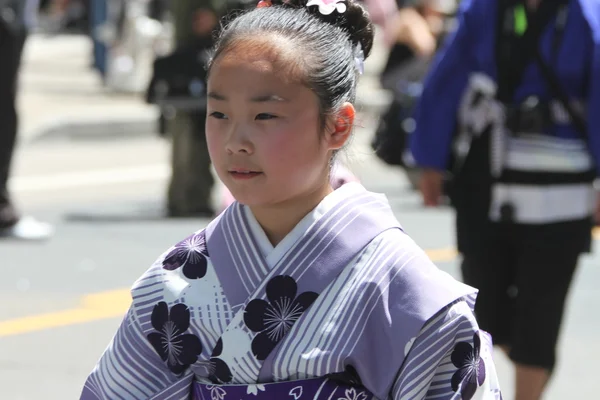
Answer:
[{"left": 325, "top": 102, "right": 355, "bottom": 150}]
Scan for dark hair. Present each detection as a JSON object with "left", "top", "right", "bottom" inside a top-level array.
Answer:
[{"left": 207, "top": 0, "right": 375, "bottom": 129}]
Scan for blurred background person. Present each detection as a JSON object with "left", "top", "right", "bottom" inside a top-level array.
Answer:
[
  {"left": 371, "top": 0, "right": 457, "bottom": 190},
  {"left": 0, "top": 0, "right": 59, "bottom": 240},
  {"left": 410, "top": 0, "right": 600, "bottom": 399},
  {"left": 146, "top": 1, "right": 261, "bottom": 218}
]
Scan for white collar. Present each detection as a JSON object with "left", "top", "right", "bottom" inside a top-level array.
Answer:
[{"left": 243, "top": 183, "right": 367, "bottom": 267}]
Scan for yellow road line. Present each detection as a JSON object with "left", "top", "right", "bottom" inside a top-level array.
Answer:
[
  {"left": 0, "top": 289, "right": 131, "bottom": 338},
  {"left": 1, "top": 232, "right": 599, "bottom": 338},
  {"left": 425, "top": 246, "right": 458, "bottom": 262}
]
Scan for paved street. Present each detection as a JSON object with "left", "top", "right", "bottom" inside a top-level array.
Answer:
[{"left": 0, "top": 125, "right": 599, "bottom": 400}]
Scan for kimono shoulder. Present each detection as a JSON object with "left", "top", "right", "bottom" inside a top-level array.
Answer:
[
  {"left": 334, "top": 228, "right": 477, "bottom": 398},
  {"left": 81, "top": 229, "right": 213, "bottom": 400},
  {"left": 130, "top": 228, "right": 210, "bottom": 308},
  {"left": 377, "top": 228, "right": 477, "bottom": 322}
]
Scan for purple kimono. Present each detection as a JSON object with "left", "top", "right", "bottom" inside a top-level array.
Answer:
[{"left": 81, "top": 183, "right": 502, "bottom": 399}]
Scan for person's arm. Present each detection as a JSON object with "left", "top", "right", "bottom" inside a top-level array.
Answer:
[
  {"left": 363, "top": 0, "right": 398, "bottom": 28},
  {"left": 391, "top": 301, "right": 502, "bottom": 399},
  {"left": 582, "top": 2, "right": 600, "bottom": 223},
  {"left": 79, "top": 245, "right": 199, "bottom": 399},
  {"left": 409, "top": 0, "right": 478, "bottom": 206},
  {"left": 390, "top": 7, "right": 438, "bottom": 56},
  {"left": 592, "top": 39, "right": 600, "bottom": 223},
  {"left": 80, "top": 306, "right": 184, "bottom": 399}
]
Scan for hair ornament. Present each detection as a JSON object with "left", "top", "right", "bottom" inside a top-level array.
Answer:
[
  {"left": 306, "top": 0, "right": 347, "bottom": 15},
  {"left": 257, "top": 0, "right": 272, "bottom": 8},
  {"left": 354, "top": 42, "right": 365, "bottom": 75}
]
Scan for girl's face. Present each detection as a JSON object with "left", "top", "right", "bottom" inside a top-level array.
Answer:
[{"left": 206, "top": 38, "right": 346, "bottom": 209}]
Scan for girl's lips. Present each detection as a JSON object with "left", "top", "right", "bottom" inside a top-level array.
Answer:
[{"left": 229, "top": 171, "right": 263, "bottom": 180}]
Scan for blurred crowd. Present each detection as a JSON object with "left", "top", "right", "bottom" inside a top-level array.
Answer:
[
  {"left": 33, "top": 0, "right": 455, "bottom": 219},
  {"left": 33, "top": 0, "right": 459, "bottom": 195}
]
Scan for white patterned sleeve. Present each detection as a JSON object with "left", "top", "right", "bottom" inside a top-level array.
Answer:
[
  {"left": 391, "top": 300, "right": 502, "bottom": 400},
  {"left": 79, "top": 307, "right": 185, "bottom": 400}
]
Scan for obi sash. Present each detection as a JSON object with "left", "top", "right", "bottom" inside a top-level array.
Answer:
[{"left": 191, "top": 378, "right": 376, "bottom": 400}]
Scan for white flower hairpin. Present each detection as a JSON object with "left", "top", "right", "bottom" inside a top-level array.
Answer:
[
  {"left": 306, "top": 0, "right": 347, "bottom": 15},
  {"left": 354, "top": 42, "right": 365, "bottom": 75}
]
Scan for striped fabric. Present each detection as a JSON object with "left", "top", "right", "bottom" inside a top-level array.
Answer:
[{"left": 393, "top": 301, "right": 501, "bottom": 399}]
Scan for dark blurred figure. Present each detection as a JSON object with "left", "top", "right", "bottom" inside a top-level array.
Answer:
[
  {"left": 0, "top": 0, "right": 54, "bottom": 240},
  {"left": 147, "top": 0, "right": 253, "bottom": 217},
  {"left": 40, "top": 0, "right": 88, "bottom": 32},
  {"left": 411, "top": 0, "right": 600, "bottom": 398}
]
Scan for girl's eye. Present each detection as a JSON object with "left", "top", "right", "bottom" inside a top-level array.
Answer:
[
  {"left": 255, "top": 113, "right": 277, "bottom": 121},
  {"left": 209, "top": 112, "right": 227, "bottom": 120}
]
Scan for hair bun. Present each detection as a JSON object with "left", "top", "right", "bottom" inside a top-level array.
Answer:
[
  {"left": 337, "top": 0, "right": 375, "bottom": 58},
  {"left": 273, "top": 0, "right": 375, "bottom": 59}
]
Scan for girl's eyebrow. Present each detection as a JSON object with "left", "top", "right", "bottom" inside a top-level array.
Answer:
[
  {"left": 207, "top": 91, "right": 227, "bottom": 101},
  {"left": 250, "top": 94, "right": 288, "bottom": 103},
  {"left": 207, "top": 91, "right": 288, "bottom": 103}
]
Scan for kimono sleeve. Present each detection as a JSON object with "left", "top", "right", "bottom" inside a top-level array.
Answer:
[
  {"left": 80, "top": 305, "right": 182, "bottom": 399},
  {"left": 409, "top": 0, "right": 479, "bottom": 171},
  {"left": 391, "top": 300, "right": 502, "bottom": 399}
]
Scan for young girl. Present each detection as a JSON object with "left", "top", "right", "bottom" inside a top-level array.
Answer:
[{"left": 81, "top": 1, "right": 502, "bottom": 399}]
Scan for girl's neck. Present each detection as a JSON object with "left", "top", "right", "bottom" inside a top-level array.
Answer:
[{"left": 250, "top": 182, "right": 333, "bottom": 247}]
